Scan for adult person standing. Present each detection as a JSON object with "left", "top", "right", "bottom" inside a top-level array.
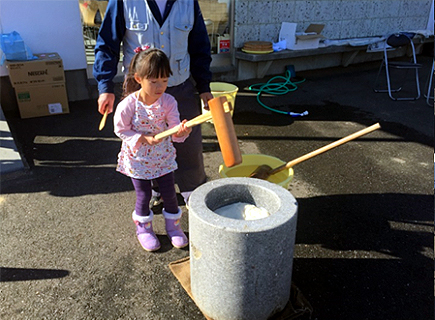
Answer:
[{"left": 93, "top": 0, "right": 213, "bottom": 205}]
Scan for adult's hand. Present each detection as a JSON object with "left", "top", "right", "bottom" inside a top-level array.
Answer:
[
  {"left": 98, "top": 93, "right": 115, "bottom": 115},
  {"left": 199, "top": 92, "right": 214, "bottom": 111}
]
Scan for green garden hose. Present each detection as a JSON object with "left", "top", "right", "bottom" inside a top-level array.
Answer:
[{"left": 248, "top": 70, "right": 309, "bottom": 117}]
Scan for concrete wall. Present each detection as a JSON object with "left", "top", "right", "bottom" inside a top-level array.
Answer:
[
  {"left": 233, "top": 0, "right": 433, "bottom": 48},
  {"left": 229, "top": 0, "right": 434, "bottom": 81}
]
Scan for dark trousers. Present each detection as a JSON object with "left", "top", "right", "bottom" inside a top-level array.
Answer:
[{"left": 166, "top": 79, "right": 207, "bottom": 192}]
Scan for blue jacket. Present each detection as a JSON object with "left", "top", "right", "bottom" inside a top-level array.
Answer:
[{"left": 93, "top": 0, "right": 212, "bottom": 95}]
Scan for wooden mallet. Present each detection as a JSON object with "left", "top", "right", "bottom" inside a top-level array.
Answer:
[
  {"left": 250, "top": 123, "right": 381, "bottom": 180},
  {"left": 155, "top": 96, "right": 242, "bottom": 167}
]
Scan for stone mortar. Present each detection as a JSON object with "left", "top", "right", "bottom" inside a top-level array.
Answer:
[{"left": 189, "top": 177, "right": 298, "bottom": 320}]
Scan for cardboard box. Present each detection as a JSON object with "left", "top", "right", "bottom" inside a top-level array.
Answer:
[
  {"left": 14, "top": 82, "right": 69, "bottom": 119},
  {"left": 279, "top": 23, "right": 325, "bottom": 50},
  {"left": 6, "top": 52, "right": 65, "bottom": 87}
]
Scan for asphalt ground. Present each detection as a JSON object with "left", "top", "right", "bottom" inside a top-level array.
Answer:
[{"left": 1, "top": 53, "right": 434, "bottom": 320}]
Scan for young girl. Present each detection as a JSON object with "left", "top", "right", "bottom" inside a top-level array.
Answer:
[{"left": 114, "top": 47, "right": 191, "bottom": 252}]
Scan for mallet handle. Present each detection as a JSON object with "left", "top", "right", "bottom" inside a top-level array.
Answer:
[
  {"left": 154, "top": 102, "right": 232, "bottom": 140},
  {"left": 99, "top": 109, "right": 109, "bottom": 131},
  {"left": 154, "top": 112, "right": 211, "bottom": 140},
  {"left": 269, "top": 123, "right": 381, "bottom": 175}
]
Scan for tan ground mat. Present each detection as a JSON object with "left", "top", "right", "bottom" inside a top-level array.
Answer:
[{"left": 169, "top": 257, "right": 313, "bottom": 320}]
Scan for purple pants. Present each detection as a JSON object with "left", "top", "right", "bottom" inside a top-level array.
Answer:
[{"left": 131, "top": 172, "right": 178, "bottom": 216}]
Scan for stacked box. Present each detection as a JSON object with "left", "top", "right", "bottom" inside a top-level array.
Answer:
[
  {"left": 279, "top": 23, "right": 325, "bottom": 50},
  {"left": 6, "top": 53, "right": 69, "bottom": 118}
]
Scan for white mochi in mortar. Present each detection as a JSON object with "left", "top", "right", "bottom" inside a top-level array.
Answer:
[{"left": 214, "top": 202, "right": 270, "bottom": 220}]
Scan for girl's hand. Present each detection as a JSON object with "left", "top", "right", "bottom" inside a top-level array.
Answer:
[
  {"left": 140, "top": 134, "right": 161, "bottom": 146},
  {"left": 174, "top": 120, "right": 192, "bottom": 138}
]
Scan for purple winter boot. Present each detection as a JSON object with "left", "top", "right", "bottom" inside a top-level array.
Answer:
[
  {"left": 163, "top": 208, "right": 188, "bottom": 248},
  {"left": 132, "top": 211, "right": 160, "bottom": 252}
]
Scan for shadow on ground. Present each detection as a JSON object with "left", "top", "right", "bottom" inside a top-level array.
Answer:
[
  {"left": 1, "top": 267, "right": 70, "bottom": 282},
  {"left": 293, "top": 193, "right": 433, "bottom": 320}
]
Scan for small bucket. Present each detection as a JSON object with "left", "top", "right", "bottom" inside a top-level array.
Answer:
[
  {"left": 202, "top": 82, "right": 238, "bottom": 122},
  {"left": 219, "top": 154, "right": 294, "bottom": 188}
]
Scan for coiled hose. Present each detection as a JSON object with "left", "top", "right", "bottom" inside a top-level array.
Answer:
[{"left": 248, "top": 70, "right": 309, "bottom": 117}]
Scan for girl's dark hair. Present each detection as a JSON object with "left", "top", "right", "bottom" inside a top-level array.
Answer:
[{"left": 122, "top": 48, "right": 172, "bottom": 99}]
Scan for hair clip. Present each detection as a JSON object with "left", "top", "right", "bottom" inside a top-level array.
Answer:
[{"left": 134, "top": 45, "right": 151, "bottom": 53}]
